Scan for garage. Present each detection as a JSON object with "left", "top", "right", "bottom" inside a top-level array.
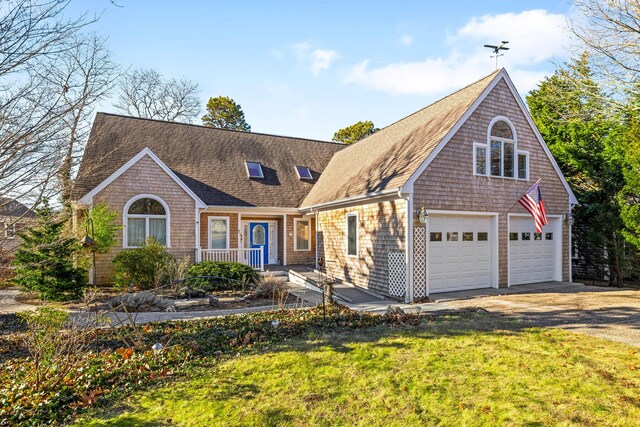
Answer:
[
  {"left": 509, "top": 216, "right": 560, "bottom": 285},
  {"left": 428, "top": 215, "right": 495, "bottom": 293}
]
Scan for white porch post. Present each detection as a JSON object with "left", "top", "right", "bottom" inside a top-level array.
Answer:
[
  {"left": 283, "top": 214, "right": 288, "bottom": 266},
  {"left": 195, "top": 208, "right": 201, "bottom": 262}
]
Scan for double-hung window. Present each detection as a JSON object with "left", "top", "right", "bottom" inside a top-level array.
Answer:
[
  {"left": 294, "top": 218, "right": 310, "bottom": 251},
  {"left": 209, "top": 217, "right": 229, "bottom": 249}
]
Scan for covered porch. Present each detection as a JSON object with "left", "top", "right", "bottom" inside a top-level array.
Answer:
[{"left": 196, "top": 208, "right": 316, "bottom": 271}]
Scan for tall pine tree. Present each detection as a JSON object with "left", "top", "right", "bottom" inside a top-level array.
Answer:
[{"left": 527, "top": 54, "right": 631, "bottom": 284}]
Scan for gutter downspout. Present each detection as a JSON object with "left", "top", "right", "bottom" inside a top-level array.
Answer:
[
  {"left": 314, "top": 210, "right": 319, "bottom": 270},
  {"left": 399, "top": 189, "right": 414, "bottom": 303}
]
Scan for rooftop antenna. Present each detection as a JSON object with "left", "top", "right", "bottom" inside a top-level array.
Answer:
[{"left": 484, "top": 41, "right": 509, "bottom": 70}]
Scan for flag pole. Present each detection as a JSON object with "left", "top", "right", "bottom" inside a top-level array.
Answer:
[{"left": 505, "top": 178, "right": 542, "bottom": 215}]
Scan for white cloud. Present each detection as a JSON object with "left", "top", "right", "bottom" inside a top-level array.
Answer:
[
  {"left": 270, "top": 49, "right": 284, "bottom": 59},
  {"left": 310, "top": 49, "right": 339, "bottom": 75},
  {"left": 400, "top": 35, "right": 413, "bottom": 46},
  {"left": 291, "top": 42, "right": 339, "bottom": 76},
  {"left": 344, "top": 10, "right": 569, "bottom": 95}
]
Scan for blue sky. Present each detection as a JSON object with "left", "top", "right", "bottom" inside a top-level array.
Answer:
[{"left": 68, "top": 0, "right": 576, "bottom": 140}]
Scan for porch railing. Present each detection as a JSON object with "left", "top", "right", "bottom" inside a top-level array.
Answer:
[{"left": 198, "top": 248, "right": 264, "bottom": 271}]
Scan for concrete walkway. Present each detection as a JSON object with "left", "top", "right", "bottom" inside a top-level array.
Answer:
[{"left": 0, "top": 289, "right": 34, "bottom": 315}]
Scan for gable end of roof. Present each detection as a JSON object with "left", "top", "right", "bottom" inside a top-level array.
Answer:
[{"left": 78, "top": 147, "right": 207, "bottom": 208}]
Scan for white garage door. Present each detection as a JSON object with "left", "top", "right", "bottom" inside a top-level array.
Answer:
[
  {"left": 509, "top": 217, "right": 558, "bottom": 285},
  {"left": 428, "top": 215, "right": 493, "bottom": 293}
]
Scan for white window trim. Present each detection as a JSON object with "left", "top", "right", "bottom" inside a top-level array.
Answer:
[
  {"left": 473, "top": 142, "right": 488, "bottom": 176},
  {"left": 245, "top": 161, "right": 264, "bottom": 179},
  {"left": 208, "top": 216, "right": 230, "bottom": 250},
  {"left": 475, "top": 116, "right": 528, "bottom": 181},
  {"left": 4, "top": 223, "right": 15, "bottom": 239},
  {"left": 294, "top": 166, "right": 313, "bottom": 180},
  {"left": 517, "top": 150, "right": 529, "bottom": 180},
  {"left": 346, "top": 212, "right": 358, "bottom": 257},
  {"left": 123, "top": 194, "right": 171, "bottom": 248},
  {"left": 293, "top": 217, "right": 311, "bottom": 251}
]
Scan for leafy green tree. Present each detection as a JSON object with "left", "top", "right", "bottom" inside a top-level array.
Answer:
[
  {"left": 12, "top": 204, "right": 87, "bottom": 300},
  {"left": 332, "top": 120, "right": 379, "bottom": 144},
  {"left": 527, "top": 54, "right": 633, "bottom": 284},
  {"left": 201, "top": 96, "right": 251, "bottom": 131},
  {"left": 617, "top": 111, "right": 640, "bottom": 250},
  {"left": 82, "top": 203, "right": 119, "bottom": 254}
]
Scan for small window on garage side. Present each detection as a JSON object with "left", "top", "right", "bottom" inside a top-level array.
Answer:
[
  {"left": 477, "top": 232, "right": 488, "bottom": 241},
  {"left": 474, "top": 144, "right": 487, "bottom": 175},
  {"left": 430, "top": 232, "right": 442, "bottom": 242},
  {"left": 518, "top": 152, "right": 528, "bottom": 180},
  {"left": 463, "top": 232, "right": 473, "bottom": 241},
  {"left": 509, "top": 232, "right": 519, "bottom": 241},
  {"left": 447, "top": 232, "right": 458, "bottom": 241},
  {"left": 522, "top": 232, "right": 530, "bottom": 241},
  {"left": 545, "top": 232, "right": 553, "bottom": 240},
  {"left": 347, "top": 213, "right": 358, "bottom": 256},
  {"left": 534, "top": 233, "right": 542, "bottom": 240}
]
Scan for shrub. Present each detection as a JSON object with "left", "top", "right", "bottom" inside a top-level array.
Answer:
[
  {"left": 11, "top": 204, "right": 87, "bottom": 301},
  {"left": 109, "top": 290, "right": 174, "bottom": 312},
  {"left": 185, "top": 261, "right": 259, "bottom": 291},
  {"left": 254, "top": 275, "right": 288, "bottom": 299},
  {"left": 112, "top": 239, "right": 174, "bottom": 289}
]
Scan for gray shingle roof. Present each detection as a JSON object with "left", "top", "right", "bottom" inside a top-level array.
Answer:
[
  {"left": 0, "top": 198, "right": 36, "bottom": 218},
  {"left": 300, "top": 69, "right": 501, "bottom": 208},
  {"left": 72, "top": 114, "right": 345, "bottom": 208}
]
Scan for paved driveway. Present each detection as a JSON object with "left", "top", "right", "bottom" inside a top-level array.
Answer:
[{"left": 439, "top": 282, "right": 640, "bottom": 348}]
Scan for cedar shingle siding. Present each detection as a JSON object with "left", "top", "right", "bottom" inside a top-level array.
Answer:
[
  {"left": 92, "top": 155, "right": 196, "bottom": 285},
  {"left": 412, "top": 79, "right": 571, "bottom": 284},
  {"left": 317, "top": 200, "right": 406, "bottom": 296},
  {"left": 72, "top": 69, "right": 575, "bottom": 295}
]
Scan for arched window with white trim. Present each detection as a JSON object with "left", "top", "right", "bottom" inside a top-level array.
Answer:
[
  {"left": 124, "top": 195, "right": 170, "bottom": 247},
  {"left": 474, "top": 117, "right": 528, "bottom": 180}
]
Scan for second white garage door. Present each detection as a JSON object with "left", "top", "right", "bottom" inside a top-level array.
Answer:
[
  {"left": 428, "top": 215, "right": 494, "bottom": 293},
  {"left": 509, "top": 216, "right": 559, "bottom": 285}
]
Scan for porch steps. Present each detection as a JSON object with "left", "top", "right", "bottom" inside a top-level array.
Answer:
[{"left": 287, "top": 269, "right": 384, "bottom": 304}]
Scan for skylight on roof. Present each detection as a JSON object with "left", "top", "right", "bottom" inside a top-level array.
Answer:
[
  {"left": 245, "top": 161, "right": 264, "bottom": 178},
  {"left": 295, "top": 166, "right": 313, "bottom": 180}
]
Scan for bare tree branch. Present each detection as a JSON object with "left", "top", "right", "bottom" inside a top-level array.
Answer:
[{"left": 114, "top": 68, "right": 201, "bottom": 123}]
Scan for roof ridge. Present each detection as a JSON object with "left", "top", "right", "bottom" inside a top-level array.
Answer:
[
  {"left": 96, "top": 112, "right": 345, "bottom": 146},
  {"left": 347, "top": 68, "right": 502, "bottom": 148}
]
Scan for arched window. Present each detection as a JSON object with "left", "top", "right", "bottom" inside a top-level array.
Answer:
[
  {"left": 124, "top": 195, "right": 169, "bottom": 247},
  {"left": 474, "top": 117, "right": 528, "bottom": 180}
]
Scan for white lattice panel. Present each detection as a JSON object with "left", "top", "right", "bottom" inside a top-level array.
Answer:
[
  {"left": 413, "top": 227, "right": 427, "bottom": 299},
  {"left": 388, "top": 252, "right": 406, "bottom": 297}
]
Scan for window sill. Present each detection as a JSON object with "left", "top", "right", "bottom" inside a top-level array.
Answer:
[{"left": 474, "top": 173, "right": 529, "bottom": 181}]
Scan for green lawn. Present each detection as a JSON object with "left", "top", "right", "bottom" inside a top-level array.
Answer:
[{"left": 76, "top": 314, "right": 640, "bottom": 427}]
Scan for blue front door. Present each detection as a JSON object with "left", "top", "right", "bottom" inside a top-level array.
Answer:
[{"left": 249, "top": 222, "right": 269, "bottom": 265}]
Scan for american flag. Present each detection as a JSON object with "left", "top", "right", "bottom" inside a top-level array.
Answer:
[{"left": 518, "top": 182, "right": 548, "bottom": 233}]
